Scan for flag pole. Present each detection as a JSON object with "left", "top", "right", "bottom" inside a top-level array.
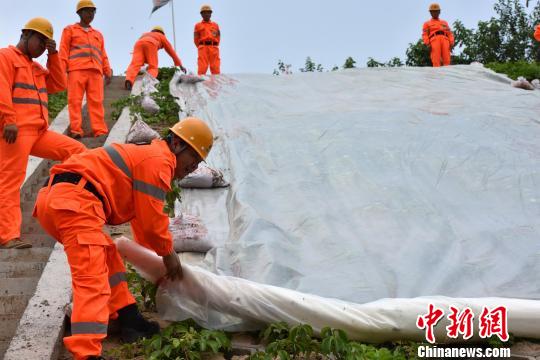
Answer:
[{"left": 171, "top": 0, "right": 177, "bottom": 51}]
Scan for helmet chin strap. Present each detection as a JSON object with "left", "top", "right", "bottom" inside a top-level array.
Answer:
[{"left": 174, "top": 143, "right": 188, "bottom": 156}]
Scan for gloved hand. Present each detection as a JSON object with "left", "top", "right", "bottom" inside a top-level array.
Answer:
[
  {"left": 162, "top": 250, "right": 183, "bottom": 281},
  {"left": 177, "top": 65, "right": 187, "bottom": 74}
]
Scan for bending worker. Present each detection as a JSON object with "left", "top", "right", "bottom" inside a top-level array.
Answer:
[
  {"left": 60, "top": 0, "right": 112, "bottom": 138},
  {"left": 34, "top": 117, "right": 213, "bottom": 360},
  {"left": 422, "top": 3, "right": 454, "bottom": 67},
  {"left": 0, "top": 18, "right": 86, "bottom": 250},
  {"left": 125, "top": 26, "right": 186, "bottom": 90},
  {"left": 194, "top": 4, "right": 221, "bottom": 75}
]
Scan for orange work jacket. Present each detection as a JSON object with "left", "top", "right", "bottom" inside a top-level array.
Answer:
[
  {"left": 194, "top": 20, "right": 221, "bottom": 46},
  {"left": 50, "top": 139, "right": 176, "bottom": 255},
  {"left": 422, "top": 19, "right": 455, "bottom": 46},
  {"left": 138, "top": 32, "right": 182, "bottom": 66},
  {"left": 59, "top": 23, "right": 112, "bottom": 76},
  {"left": 0, "top": 46, "right": 65, "bottom": 130}
]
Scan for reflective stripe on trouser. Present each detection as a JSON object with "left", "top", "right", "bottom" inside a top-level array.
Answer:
[
  {"left": 33, "top": 182, "right": 136, "bottom": 359},
  {"left": 125, "top": 41, "right": 159, "bottom": 84},
  {"left": 197, "top": 45, "right": 220, "bottom": 75},
  {"left": 68, "top": 69, "right": 108, "bottom": 136},
  {"left": 0, "top": 130, "right": 85, "bottom": 244},
  {"left": 430, "top": 36, "right": 451, "bottom": 67}
]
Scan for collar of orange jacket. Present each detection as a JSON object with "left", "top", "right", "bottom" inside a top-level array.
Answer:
[
  {"left": 153, "top": 138, "right": 177, "bottom": 166},
  {"left": 9, "top": 45, "right": 32, "bottom": 63},
  {"left": 74, "top": 22, "right": 94, "bottom": 32}
]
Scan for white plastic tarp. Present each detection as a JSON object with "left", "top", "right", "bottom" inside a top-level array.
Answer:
[{"left": 157, "top": 66, "right": 540, "bottom": 339}]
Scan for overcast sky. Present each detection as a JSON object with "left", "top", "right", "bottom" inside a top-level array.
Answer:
[{"left": 0, "top": 1, "right": 528, "bottom": 75}]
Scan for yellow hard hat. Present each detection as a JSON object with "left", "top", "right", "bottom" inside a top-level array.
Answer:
[
  {"left": 22, "top": 17, "right": 54, "bottom": 40},
  {"left": 152, "top": 26, "right": 165, "bottom": 34},
  {"left": 77, "top": 0, "right": 96, "bottom": 12},
  {"left": 429, "top": 3, "right": 441, "bottom": 11},
  {"left": 170, "top": 117, "right": 214, "bottom": 160},
  {"left": 200, "top": 4, "right": 212, "bottom": 12}
]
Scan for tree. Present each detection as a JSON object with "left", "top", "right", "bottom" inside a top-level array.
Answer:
[
  {"left": 343, "top": 57, "right": 357, "bottom": 69},
  {"left": 300, "top": 57, "right": 324, "bottom": 72},
  {"left": 494, "top": 0, "right": 531, "bottom": 61},
  {"left": 405, "top": 39, "right": 431, "bottom": 66},
  {"left": 273, "top": 59, "right": 292, "bottom": 75}
]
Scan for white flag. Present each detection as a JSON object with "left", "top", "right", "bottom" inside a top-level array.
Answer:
[{"left": 151, "top": 0, "right": 171, "bottom": 14}]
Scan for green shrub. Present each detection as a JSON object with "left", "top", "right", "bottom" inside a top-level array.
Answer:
[
  {"left": 485, "top": 61, "right": 540, "bottom": 81},
  {"left": 110, "top": 67, "right": 181, "bottom": 127},
  {"left": 107, "top": 320, "right": 230, "bottom": 360},
  {"left": 126, "top": 264, "right": 157, "bottom": 312}
]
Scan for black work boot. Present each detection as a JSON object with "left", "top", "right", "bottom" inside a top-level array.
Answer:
[
  {"left": 87, "top": 356, "right": 107, "bottom": 360},
  {"left": 117, "top": 303, "right": 160, "bottom": 343}
]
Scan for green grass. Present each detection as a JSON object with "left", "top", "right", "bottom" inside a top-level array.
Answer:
[
  {"left": 485, "top": 61, "right": 540, "bottom": 81},
  {"left": 48, "top": 91, "right": 68, "bottom": 120}
]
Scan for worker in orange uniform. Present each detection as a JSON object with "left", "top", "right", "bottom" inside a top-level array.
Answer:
[
  {"left": 422, "top": 3, "right": 454, "bottom": 67},
  {"left": 0, "top": 18, "right": 86, "bottom": 250},
  {"left": 124, "top": 26, "right": 187, "bottom": 90},
  {"left": 34, "top": 117, "right": 213, "bottom": 360},
  {"left": 60, "top": 0, "right": 112, "bottom": 138},
  {"left": 535, "top": 24, "right": 540, "bottom": 42},
  {"left": 194, "top": 4, "right": 221, "bottom": 75}
]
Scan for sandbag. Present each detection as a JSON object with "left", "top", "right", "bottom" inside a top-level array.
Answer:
[
  {"left": 511, "top": 76, "right": 534, "bottom": 91},
  {"left": 141, "top": 94, "right": 160, "bottom": 114},
  {"left": 142, "top": 71, "right": 159, "bottom": 95},
  {"left": 178, "top": 164, "right": 229, "bottom": 188},
  {"left": 532, "top": 79, "right": 540, "bottom": 89},
  {"left": 169, "top": 213, "right": 213, "bottom": 253},
  {"left": 177, "top": 73, "right": 206, "bottom": 84},
  {"left": 126, "top": 116, "right": 161, "bottom": 144}
]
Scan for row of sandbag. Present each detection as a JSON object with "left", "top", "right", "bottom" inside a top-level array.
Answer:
[
  {"left": 140, "top": 70, "right": 205, "bottom": 114},
  {"left": 127, "top": 70, "right": 228, "bottom": 254},
  {"left": 511, "top": 76, "right": 540, "bottom": 91}
]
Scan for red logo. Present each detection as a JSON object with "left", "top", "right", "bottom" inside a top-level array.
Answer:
[
  {"left": 417, "top": 304, "right": 508, "bottom": 343},
  {"left": 479, "top": 306, "right": 509, "bottom": 342},
  {"left": 416, "top": 304, "right": 445, "bottom": 344},
  {"left": 446, "top": 306, "right": 474, "bottom": 340}
]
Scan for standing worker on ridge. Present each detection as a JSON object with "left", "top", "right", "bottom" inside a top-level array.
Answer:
[
  {"left": 124, "top": 26, "right": 187, "bottom": 90},
  {"left": 194, "top": 4, "right": 221, "bottom": 75},
  {"left": 34, "top": 117, "right": 213, "bottom": 360},
  {"left": 422, "top": 3, "right": 454, "bottom": 67},
  {"left": 0, "top": 18, "right": 86, "bottom": 250},
  {"left": 60, "top": 0, "right": 112, "bottom": 139}
]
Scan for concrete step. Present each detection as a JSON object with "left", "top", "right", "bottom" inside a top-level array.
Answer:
[
  {"left": 0, "top": 313, "right": 22, "bottom": 339},
  {"left": 0, "top": 295, "right": 32, "bottom": 315},
  {"left": 0, "top": 278, "right": 39, "bottom": 297},
  {"left": 0, "top": 262, "right": 45, "bottom": 279},
  {"left": 0, "top": 248, "right": 51, "bottom": 262},
  {"left": 0, "top": 338, "right": 11, "bottom": 359}
]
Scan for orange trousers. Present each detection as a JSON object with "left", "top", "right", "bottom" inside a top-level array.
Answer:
[
  {"left": 430, "top": 35, "right": 451, "bottom": 67},
  {"left": 125, "top": 42, "right": 159, "bottom": 84},
  {"left": 68, "top": 69, "right": 108, "bottom": 136},
  {"left": 197, "top": 45, "right": 220, "bottom": 75},
  {"left": 34, "top": 180, "right": 136, "bottom": 360},
  {"left": 0, "top": 129, "right": 85, "bottom": 244}
]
